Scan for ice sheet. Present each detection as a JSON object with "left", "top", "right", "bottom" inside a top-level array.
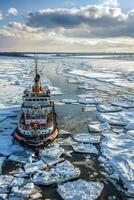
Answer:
[
  {"left": 73, "top": 133, "right": 100, "bottom": 144},
  {"left": 72, "top": 143, "right": 98, "bottom": 154},
  {"left": 33, "top": 160, "right": 80, "bottom": 185},
  {"left": 57, "top": 179, "right": 104, "bottom": 200}
]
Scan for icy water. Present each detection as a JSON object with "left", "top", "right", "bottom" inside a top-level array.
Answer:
[{"left": 0, "top": 54, "right": 134, "bottom": 200}]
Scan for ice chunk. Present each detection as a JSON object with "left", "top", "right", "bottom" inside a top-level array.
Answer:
[
  {"left": 0, "top": 194, "right": 8, "bottom": 199},
  {"left": 125, "top": 123, "right": 134, "bottom": 130},
  {"left": 50, "top": 86, "right": 63, "bottom": 96},
  {"left": 97, "top": 104, "right": 122, "bottom": 112},
  {"left": 62, "top": 99, "right": 77, "bottom": 104},
  {"left": 68, "top": 77, "right": 83, "bottom": 84},
  {"left": 11, "top": 182, "right": 36, "bottom": 198},
  {"left": 82, "top": 105, "right": 96, "bottom": 112},
  {"left": 10, "top": 168, "right": 29, "bottom": 178},
  {"left": 109, "top": 155, "right": 134, "bottom": 193},
  {"left": 127, "top": 130, "right": 134, "bottom": 137},
  {"left": 40, "top": 146, "right": 65, "bottom": 159},
  {"left": 0, "top": 134, "right": 13, "bottom": 156},
  {"left": 111, "top": 101, "right": 134, "bottom": 108},
  {"left": 112, "top": 128, "right": 124, "bottom": 134},
  {"left": 88, "top": 122, "right": 110, "bottom": 132},
  {"left": 57, "top": 179, "right": 103, "bottom": 200},
  {"left": 8, "top": 155, "right": 27, "bottom": 164},
  {"left": 97, "top": 112, "right": 127, "bottom": 126},
  {"left": 73, "top": 133, "right": 100, "bottom": 144},
  {"left": 0, "top": 175, "right": 13, "bottom": 190},
  {"left": 72, "top": 143, "right": 98, "bottom": 154},
  {"left": 10, "top": 178, "right": 25, "bottom": 187},
  {"left": 59, "top": 129, "right": 71, "bottom": 135},
  {"left": 100, "top": 129, "right": 134, "bottom": 194},
  {"left": 33, "top": 160, "right": 80, "bottom": 185},
  {"left": 24, "top": 160, "right": 47, "bottom": 174},
  {"left": 40, "top": 145, "right": 65, "bottom": 166},
  {"left": 78, "top": 94, "right": 95, "bottom": 99},
  {"left": 29, "top": 192, "right": 42, "bottom": 199},
  {"left": 0, "top": 115, "right": 7, "bottom": 122},
  {"left": 78, "top": 84, "right": 95, "bottom": 90},
  {"left": 79, "top": 98, "right": 100, "bottom": 105},
  {"left": 57, "top": 136, "right": 77, "bottom": 146},
  {"left": 0, "top": 157, "right": 6, "bottom": 174}
]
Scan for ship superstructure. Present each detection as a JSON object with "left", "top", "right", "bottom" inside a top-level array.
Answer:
[{"left": 13, "top": 59, "right": 58, "bottom": 150}]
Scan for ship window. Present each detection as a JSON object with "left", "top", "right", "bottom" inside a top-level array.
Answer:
[
  {"left": 33, "top": 99, "right": 35, "bottom": 101},
  {"left": 45, "top": 99, "right": 47, "bottom": 101}
]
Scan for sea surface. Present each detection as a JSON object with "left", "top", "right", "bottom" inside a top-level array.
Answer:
[{"left": 0, "top": 54, "right": 134, "bottom": 200}]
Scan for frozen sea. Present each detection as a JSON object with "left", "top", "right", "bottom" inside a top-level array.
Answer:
[{"left": 0, "top": 54, "right": 134, "bottom": 200}]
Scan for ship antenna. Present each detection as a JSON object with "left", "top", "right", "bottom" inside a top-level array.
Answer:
[{"left": 35, "top": 55, "right": 38, "bottom": 77}]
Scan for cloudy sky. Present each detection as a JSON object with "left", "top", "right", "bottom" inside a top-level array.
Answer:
[{"left": 0, "top": 0, "right": 134, "bottom": 52}]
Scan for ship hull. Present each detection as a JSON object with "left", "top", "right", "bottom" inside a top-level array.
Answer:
[{"left": 13, "top": 127, "right": 59, "bottom": 149}]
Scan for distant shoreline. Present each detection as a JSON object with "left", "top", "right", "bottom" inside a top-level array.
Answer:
[{"left": 0, "top": 52, "right": 134, "bottom": 57}]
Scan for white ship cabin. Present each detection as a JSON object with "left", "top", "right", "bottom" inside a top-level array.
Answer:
[
  {"left": 22, "top": 95, "right": 52, "bottom": 107},
  {"left": 20, "top": 106, "right": 53, "bottom": 127}
]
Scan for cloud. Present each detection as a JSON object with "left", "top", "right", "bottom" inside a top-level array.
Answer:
[
  {"left": 26, "top": 4, "right": 134, "bottom": 38},
  {"left": 0, "top": 1, "right": 134, "bottom": 52},
  {"left": 8, "top": 8, "right": 18, "bottom": 16},
  {"left": 27, "top": 6, "right": 126, "bottom": 29},
  {"left": 0, "top": 11, "right": 3, "bottom": 20},
  {"left": 102, "top": 0, "right": 119, "bottom": 7}
]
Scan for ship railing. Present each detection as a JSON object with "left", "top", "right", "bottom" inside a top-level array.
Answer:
[{"left": 19, "top": 122, "right": 53, "bottom": 130}]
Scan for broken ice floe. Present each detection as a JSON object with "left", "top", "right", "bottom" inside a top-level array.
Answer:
[
  {"left": 39, "top": 146, "right": 65, "bottom": 166},
  {"left": 111, "top": 101, "right": 134, "bottom": 108},
  {"left": 68, "top": 78, "right": 82, "bottom": 84},
  {"left": 88, "top": 122, "right": 110, "bottom": 133},
  {"left": 62, "top": 99, "right": 78, "bottom": 104},
  {"left": 57, "top": 136, "right": 77, "bottom": 146},
  {"left": 0, "top": 157, "right": 6, "bottom": 174},
  {"left": 10, "top": 177, "right": 25, "bottom": 188},
  {"left": 100, "top": 131, "right": 134, "bottom": 194},
  {"left": 72, "top": 143, "right": 98, "bottom": 154},
  {"left": 97, "top": 104, "right": 122, "bottom": 113},
  {"left": 57, "top": 179, "right": 104, "bottom": 200},
  {"left": 24, "top": 160, "right": 47, "bottom": 174},
  {"left": 11, "top": 182, "right": 39, "bottom": 199},
  {"left": 82, "top": 105, "right": 97, "bottom": 112},
  {"left": 0, "top": 134, "right": 13, "bottom": 156},
  {"left": 40, "top": 146, "right": 64, "bottom": 159},
  {"left": 125, "top": 123, "right": 134, "bottom": 130},
  {"left": 73, "top": 133, "right": 100, "bottom": 144},
  {"left": 49, "top": 86, "right": 63, "bottom": 96},
  {"left": 0, "top": 175, "right": 13, "bottom": 193},
  {"left": 97, "top": 112, "right": 127, "bottom": 126},
  {"left": 79, "top": 98, "right": 100, "bottom": 105},
  {"left": 77, "top": 94, "right": 95, "bottom": 99},
  {"left": 127, "top": 130, "right": 134, "bottom": 137},
  {"left": 59, "top": 129, "right": 71, "bottom": 136},
  {"left": 8, "top": 155, "right": 28, "bottom": 164},
  {"left": 33, "top": 160, "right": 80, "bottom": 185},
  {"left": 97, "top": 109, "right": 134, "bottom": 126},
  {"left": 77, "top": 84, "right": 95, "bottom": 90}
]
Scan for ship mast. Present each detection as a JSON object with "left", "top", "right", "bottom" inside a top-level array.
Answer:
[
  {"left": 33, "top": 56, "right": 42, "bottom": 93},
  {"left": 35, "top": 56, "right": 38, "bottom": 77}
]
